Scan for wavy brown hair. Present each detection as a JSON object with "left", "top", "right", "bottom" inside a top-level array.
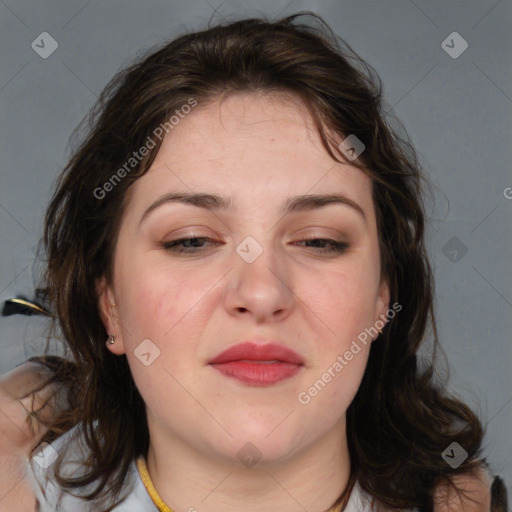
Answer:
[{"left": 35, "top": 10, "right": 496, "bottom": 511}]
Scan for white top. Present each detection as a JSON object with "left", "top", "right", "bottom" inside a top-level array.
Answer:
[{"left": 28, "top": 427, "right": 418, "bottom": 512}]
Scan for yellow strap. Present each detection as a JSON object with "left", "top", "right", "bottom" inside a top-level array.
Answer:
[{"left": 136, "top": 456, "right": 175, "bottom": 512}]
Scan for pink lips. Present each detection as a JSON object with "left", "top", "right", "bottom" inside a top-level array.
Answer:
[{"left": 208, "top": 341, "right": 304, "bottom": 386}]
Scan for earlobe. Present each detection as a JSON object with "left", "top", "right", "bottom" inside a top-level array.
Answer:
[
  {"left": 95, "top": 277, "right": 126, "bottom": 355},
  {"left": 105, "top": 334, "right": 123, "bottom": 355},
  {"left": 105, "top": 333, "right": 126, "bottom": 355}
]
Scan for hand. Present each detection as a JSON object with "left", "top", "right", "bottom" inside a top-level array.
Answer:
[{"left": 0, "top": 361, "right": 60, "bottom": 512}]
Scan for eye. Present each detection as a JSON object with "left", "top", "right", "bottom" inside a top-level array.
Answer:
[
  {"left": 160, "top": 236, "right": 349, "bottom": 256},
  {"left": 161, "top": 236, "right": 220, "bottom": 255},
  {"left": 294, "top": 238, "right": 349, "bottom": 254}
]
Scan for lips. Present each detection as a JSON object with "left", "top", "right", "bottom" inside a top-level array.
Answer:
[
  {"left": 208, "top": 341, "right": 304, "bottom": 386},
  {"left": 208, "top": 341, "right": 304, "bottom": 365}
]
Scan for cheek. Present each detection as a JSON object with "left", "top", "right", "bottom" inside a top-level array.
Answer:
[
  {"left": 116, "top": 259, "right": 190, "bottom": 338},
  {"left": 116, "top": 260, "right": 216, "bottom": 379},
  {"left": 302, "top": 259, "right": 380, "bottom": 338},
  {"left": 327, "top": 355, "right": 369, "bottom": 414},
  {"left": 297, "top": 341, "right": 370, "bottom": 428},
  {"left": 119, "top": 273, "right": 192, "bottom": 413},
  {"left": 295, "top": 258, "right": 377, "bottom": 412}
]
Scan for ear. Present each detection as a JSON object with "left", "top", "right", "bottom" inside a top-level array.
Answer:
[
  {"left": 372, "top": 276, "right": 391, "bottom": 340},
  {"left": 95, "top": 276, "right": 126, "bottom": 355}
]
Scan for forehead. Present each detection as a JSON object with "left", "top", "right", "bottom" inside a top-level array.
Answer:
[
  {"left": 126, "top": 92, "right": 374, "bottom": 218},
  {"left": 157, "top": 91, "right": 352, "bottom": 168}
]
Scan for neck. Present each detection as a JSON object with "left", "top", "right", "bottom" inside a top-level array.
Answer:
[{"left": 146, "top": 416, "right": 351, "bottom": 512}]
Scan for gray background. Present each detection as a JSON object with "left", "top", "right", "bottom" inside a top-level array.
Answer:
[{"left": 1, "top": 0, "right": 511, "bottom": 491}]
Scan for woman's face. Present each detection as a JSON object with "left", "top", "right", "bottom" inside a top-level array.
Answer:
[{"left": 98, "top": 92, "right": 389, "bottom": 466}]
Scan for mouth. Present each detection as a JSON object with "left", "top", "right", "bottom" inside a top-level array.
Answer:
[{"left": 208, "top": 341, "right": 304, "bottom": 386}]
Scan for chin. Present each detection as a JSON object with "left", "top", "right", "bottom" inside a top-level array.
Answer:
[{"left": 223, "top": 430, "right": 305, "bottom": 465}]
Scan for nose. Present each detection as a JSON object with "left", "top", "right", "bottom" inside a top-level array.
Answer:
[{"left": 223, "top": 240, "right": 295, "bottom": 324}]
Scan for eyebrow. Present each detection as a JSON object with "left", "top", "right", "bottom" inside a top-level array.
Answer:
[{"left": 139, "top": 192, "right": 366, "bottom": 226}]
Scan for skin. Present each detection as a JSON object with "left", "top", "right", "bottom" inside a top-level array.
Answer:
[
  {"left": 0, "top": 92, "right": 492, "bottom": 510},
  {"left": 97, "top": 91, "right": 391, "bottom": 512},
  {"left": 0, "top": 367, "right": 493, "bottom": 512},
  {"left": 0, "top": 362, "right": 53, "bottom": 511}
]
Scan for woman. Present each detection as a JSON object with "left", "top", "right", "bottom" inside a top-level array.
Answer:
[{"left": 0, "top": 11, "right": 506, "bottom": 511}]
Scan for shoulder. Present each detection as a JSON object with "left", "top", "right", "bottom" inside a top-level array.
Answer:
[
  {"left": 433, "top": 467, "right": 492, "bottom": 512},
  {"left": 28, "top": 426, "right": 92, "bottom": 511},
  {"left": 28, "top": 426, "right": 157, "bottom": 511}
]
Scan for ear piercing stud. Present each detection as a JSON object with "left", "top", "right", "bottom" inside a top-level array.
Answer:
[{"left": 107, "top": 334, "right": 116, "bottom": 345}]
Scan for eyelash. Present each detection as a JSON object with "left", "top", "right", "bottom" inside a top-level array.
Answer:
[{"left": 161, "top": 236, "right": 349, "bottom": 255}]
